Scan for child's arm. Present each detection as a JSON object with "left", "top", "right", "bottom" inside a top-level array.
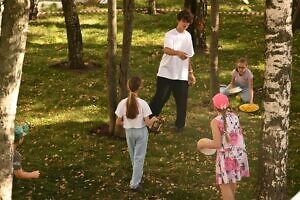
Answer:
[
  {"left": 248, "top": 78, "right": 254, "bottom": 103},
  {"left": 199, "top": 119, "right": 222, "bottom": 149},
  {"left": 115, "top": 117, "right": 123, "bottom": 126},
  {"left": 228, "top": 74, "right": 235, "bottom": 89},
  {"left": 188, "top": 59, "right": 196, "bottom": 86},
  {"left": 14, "top": 169, "right": 40, "bottom": 179},
  {"left": 210, "top": 119, "right": 222, "bottom": 149},
  {"left": 144, "top": 116, "right": 158, "bottom": 127}
]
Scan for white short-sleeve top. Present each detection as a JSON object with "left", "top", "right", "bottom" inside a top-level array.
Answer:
[
  {"left": 115, "top": 97, "right": 152, "bottom": 129},
  {"left": 157, "top": 28, "right": 194, "bottom": 81}
]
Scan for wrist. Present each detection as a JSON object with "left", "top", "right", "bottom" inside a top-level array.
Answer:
[
  {"left": 189, "top": 69, "right": 193, "bottom": 73},
  {"left": 174, "top": 50, "right": 179, "bottom": 56}
]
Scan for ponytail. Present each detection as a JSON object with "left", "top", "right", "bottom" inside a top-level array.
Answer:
[
  {"left": 126, "top": 92, "right": 139, "bottom": 119},
  {"left": 126, "top": 77, "right": 142, "bottom": 119}
]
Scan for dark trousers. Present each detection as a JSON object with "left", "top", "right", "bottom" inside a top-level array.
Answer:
[{"left": 149, "top": 76, "right": 189, "bottom": 129}]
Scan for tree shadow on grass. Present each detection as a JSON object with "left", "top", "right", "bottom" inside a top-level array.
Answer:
[{"left": 89, "top": 123, "right": 126, "bottom": 140}]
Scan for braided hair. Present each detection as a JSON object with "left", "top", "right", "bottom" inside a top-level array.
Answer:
[{"left": 219, "top": 108, "right": 231, "bottom": 143}]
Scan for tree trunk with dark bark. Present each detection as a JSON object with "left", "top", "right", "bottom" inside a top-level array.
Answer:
[
  {"left": 0, "top": 0, "right": 30, "bottom": 198},
  {"left": 148, "top": 0, "right": 156, "bottom": 15},
  {"left": 61, "top": 0, "right": 84, "bottom": 69},
  {"left": 292, "top": 0, "right": 300, "bottom": 31},
  {"left": 184, "top": 0, "right": 208, "bottom": 52},
  {"left": 258, "top": 0, "right": 293, "bottom": 199},
  {"left": 0, "top": 1, "right": 3, "bottom": 35},
  {"left": 119, "top": 0, "right": 134, "bottom": 100},
  {"left": 106, "top": 0, "right": 117, "bottom": 135},
  {"left": 209, "top": 0, "right": 219, "bottom": 99},
  {"left": 29, "top": 0, "right": 38, "bottom": 20}
]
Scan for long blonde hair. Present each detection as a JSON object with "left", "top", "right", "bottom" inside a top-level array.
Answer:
[{"left": 126, "top": 77, "right": 142, "bottom": 119}]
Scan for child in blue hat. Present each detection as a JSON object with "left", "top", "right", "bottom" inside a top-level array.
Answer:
[{"left": 13, "top": 124, "right": 40, "bottom": 179}]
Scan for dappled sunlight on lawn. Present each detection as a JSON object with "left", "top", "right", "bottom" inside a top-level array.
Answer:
[{"left": 12, "top": 2, "right": 299, "bottom": 199}]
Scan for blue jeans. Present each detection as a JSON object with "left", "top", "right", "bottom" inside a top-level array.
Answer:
[{"left": 125, "top": 127, "right": 148, "bottom": 189}]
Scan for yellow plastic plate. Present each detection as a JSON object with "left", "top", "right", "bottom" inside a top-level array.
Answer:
[{"left": 239, "top": 103, "right": 259, "bottom": 112}]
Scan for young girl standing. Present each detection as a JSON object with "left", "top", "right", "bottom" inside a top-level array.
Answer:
[
  {"left": 115, "top": 76, "right": 157, "bottom": 191},
  {"left": 198, "top": 93, "right": 250, "bottom": 200}
]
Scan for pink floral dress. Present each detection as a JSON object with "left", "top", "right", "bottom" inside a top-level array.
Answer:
[{"left": 215, "top": 112, "right": 250, "bottom": 185}]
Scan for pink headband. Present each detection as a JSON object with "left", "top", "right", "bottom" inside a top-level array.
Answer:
[{"left": 212, "top": 93, "right": 229, "bottom": 110}]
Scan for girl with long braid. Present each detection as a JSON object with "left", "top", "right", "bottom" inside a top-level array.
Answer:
[
  {"left": 198, "top": 93, "right": 250, "bottom": 200},
  {"left": 115, "top": 76, "right": 157, "bottom": 191}
]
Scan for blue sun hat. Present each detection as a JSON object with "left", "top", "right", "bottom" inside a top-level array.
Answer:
[{"left": 14, "top": 123, "right": 30, "bottom": 142}]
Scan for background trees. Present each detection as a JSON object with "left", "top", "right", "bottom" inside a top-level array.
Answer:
[
  {"left": 120, "top": 0, "right": 134, "bottom": 100},
  {"left": 29, "top": 0, "right": 38, "bottom": 20},
  {"left": 147, "top": 0, "right": 156, "bottom": 15},
  {"left": 106, "top": 0, "right": 118, "bottom": 135},
  {"left": 0, "top": 0, "right": 3, "bottom": 35},
  {"left": 292, "top": 0, "right": 300, "bottom": 31},
  {"left": 61, "top": 0, "right": 84, "bottom": 69},
  {"left": 0, "top": 0, "right": 30, "bottom": 199},
  {"left": 184, "top": 0, "right": 208, "bottom": 52},
  {"left": 209, "top": 0, "right": 220, "bottom": 98},
  {"left": 106, "top": 0, "right": 135, "bottom": 136}
]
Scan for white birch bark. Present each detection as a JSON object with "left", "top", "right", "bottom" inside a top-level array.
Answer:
[
  {"left": 0, "top": 0, "right": 30, "bottom": 199},
  {"left": 259, "top": 0, "right": 293, "bottom": 199}
]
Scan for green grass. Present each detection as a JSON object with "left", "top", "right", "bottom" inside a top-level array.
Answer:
[{"left": 12, "top": 3, "right": 299, "bottom": 200}]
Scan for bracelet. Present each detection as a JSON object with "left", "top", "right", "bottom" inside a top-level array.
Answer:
[{"left": 189, "top": 70, "right": 193, "bottom": 73}]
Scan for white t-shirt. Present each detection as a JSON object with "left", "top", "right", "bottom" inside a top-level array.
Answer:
[
  {"left": 115, "top": 97, "right": 152, "bottom": 129},
  {"left": 157, "top": 28, "right": 194, "bottom": 81}
]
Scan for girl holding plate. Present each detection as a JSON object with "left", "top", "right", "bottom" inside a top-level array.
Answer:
[
  {"left": 198, "top": 93, "right": 250, "bottom": 200},
  {"left": 220, "top": 58, "right": 254, "bottom": 103}
]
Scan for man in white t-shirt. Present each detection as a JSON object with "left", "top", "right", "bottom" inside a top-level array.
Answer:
[{"left": 149, "top": 10, "right": 195, "bottom": 133}]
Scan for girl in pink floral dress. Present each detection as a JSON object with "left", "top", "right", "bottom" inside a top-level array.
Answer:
[{"left": 198, "top": 93, "right": 249, "bottom": 200}]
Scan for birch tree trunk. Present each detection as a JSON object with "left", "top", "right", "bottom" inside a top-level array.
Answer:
[
  {"left": 258, "top": 0, "right": 293, "bottom": 199},
  {"left": 0, "top": 0, "right": 30, "bottom": 199},
  {"left": 209, "top": 0, "right": 219, "bottom": 99},
  {"left": 106, "top": 0, "right": 117, "bottom": 135}
]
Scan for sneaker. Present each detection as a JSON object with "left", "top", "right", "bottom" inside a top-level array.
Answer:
[{"left": 130, "top": 185, "right": 142, "bottom": 192}]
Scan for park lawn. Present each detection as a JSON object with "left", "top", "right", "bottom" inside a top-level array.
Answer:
[{"left": 12, "top": 3, "right": 299, "bottom": 200}]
